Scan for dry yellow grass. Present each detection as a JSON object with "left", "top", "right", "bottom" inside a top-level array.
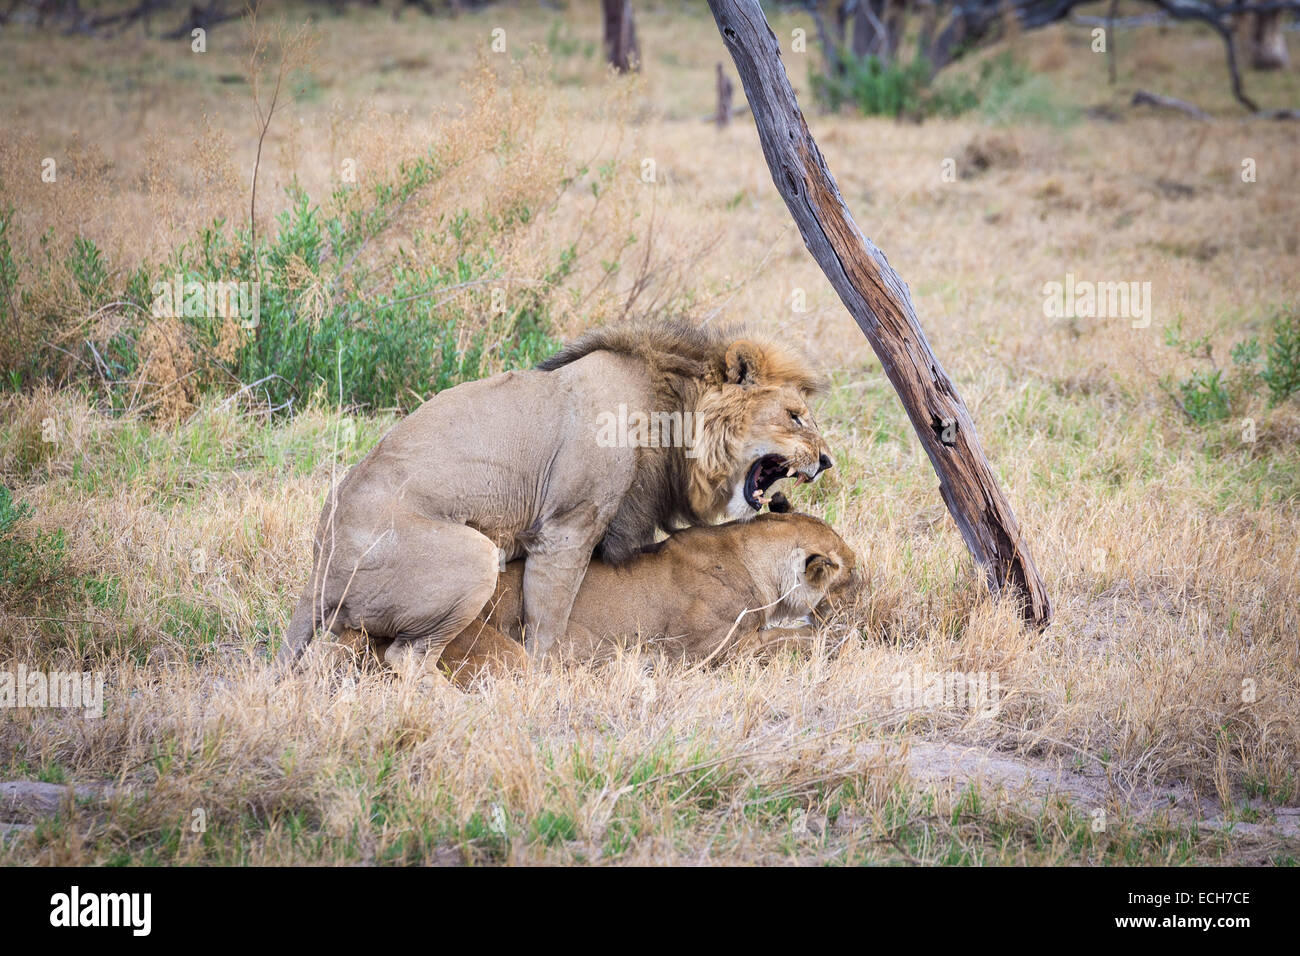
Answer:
[{"left": 0, "top": 3, "right": 1297, "bottom": 864}]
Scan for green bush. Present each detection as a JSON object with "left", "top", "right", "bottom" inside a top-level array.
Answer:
[
  {"left": 1164, "top": 309, "right": 1300, "bottom": 424},
  {"left": 813, "top": 53, "right": 932, "bottom": 118},
  {"left": 165, "top": 184, "right": 563, "bottom": 413},
  {"left": 4, "top": 145, "right": 566, "bottom": 416},
  {"left": 976, "top": 55, "right": 1077, "bottom": 126},
  {"left": 811, "top": 50, "right": 1031, "bottom": 120},
  {"left": 1260, "top": 310, "right": 1300, "bottom": 406},
  {"left": 1177, "top": 369, "right": 1231, "bottom": 424}
]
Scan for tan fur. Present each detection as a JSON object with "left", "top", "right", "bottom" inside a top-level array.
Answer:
[
  {"left": 423, "top": 513, "right": 862, "bottom": 687},
  {"left": 279, "top": 320, "right": 831, "bottom": 670}
]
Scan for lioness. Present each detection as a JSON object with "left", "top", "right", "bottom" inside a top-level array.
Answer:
[
  {"left": 365, "top": 513, "right": 862, "bottom": 685},
  {"left": 279, "top": 320, "right": 833, "bottom": 671}
]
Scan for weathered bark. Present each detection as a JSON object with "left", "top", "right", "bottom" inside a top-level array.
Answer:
[
  {"left": 602, "top": 0, "right": 640, "bottom": 73},
  {"left": 707, "top": 0, "right": 1052, "bottom": 629}
]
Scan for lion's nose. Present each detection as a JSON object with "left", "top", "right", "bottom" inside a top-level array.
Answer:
[{"left": 816, "top": 453, "right": 833, "bottom": 476}]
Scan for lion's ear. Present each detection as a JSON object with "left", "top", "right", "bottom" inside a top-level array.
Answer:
[
  {"left": 725, "top": 341, "right": 766, "bottom": 387},
  {"left": 804, "top": 553, "right": 835, "bottom": 589}
]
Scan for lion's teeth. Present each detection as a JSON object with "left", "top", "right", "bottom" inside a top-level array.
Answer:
[{"left": 787, "top": 467, "right": 796, "bottom": 478}]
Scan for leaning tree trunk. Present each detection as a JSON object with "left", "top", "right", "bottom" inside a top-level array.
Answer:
[
  {"left": 602, "top": 0, "right": 640, "bottom": 73},
  {"left": 1249, "top": 4, "right": 1290, "bottom": 70},
  {"left": 707, "top": 0, "right": 1052, "bottom": 629}
]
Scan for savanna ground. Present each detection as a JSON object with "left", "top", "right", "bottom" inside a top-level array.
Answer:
[{"left": 0, "top": 1, "right": 1297, "bottom": 865}]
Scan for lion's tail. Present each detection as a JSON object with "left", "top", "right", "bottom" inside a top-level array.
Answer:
[{"left": 275, "top": 584, "right": 318, "bottom": 672}]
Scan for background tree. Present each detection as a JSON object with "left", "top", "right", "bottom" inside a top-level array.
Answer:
[
  {"left": 801, "top": 0, "right": 1297, "bottom": 116},
  {"left": 1248, "top": 0, "right": 1291, "bottom": 70},
  {"left": 601, "top": 0, "right": 639, "bottom": 73}
]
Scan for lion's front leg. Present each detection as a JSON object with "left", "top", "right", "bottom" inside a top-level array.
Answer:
[{"left": 521, "top": 544, "right": 594, "bottom": 659}]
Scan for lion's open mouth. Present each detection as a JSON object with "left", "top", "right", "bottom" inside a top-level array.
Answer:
[{"left": 744, "top": 455, "right": 804, "bottom": 511}]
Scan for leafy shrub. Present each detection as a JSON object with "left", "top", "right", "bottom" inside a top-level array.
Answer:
[
  {"left": 169, "top": 182, "right": 562, "bottom": 413},
  {"left": 3, "top": 148, "right": 565, "bottom": 417},
  {"left": 1164, "top": 310, "right": 1300, "bottom": 424},
  {"left": 811, "top": 50, "right": 1032, "bottom": 120},
  {"left": 813, "top": 53, "right": 933, "bottom": 117},
  {"left": 1260, "top": 310, "right": 1300, "bottom": 406},
  {"left": 1177, "top": 369, "right": 1231, "bottom": 424},
  {"left": 976, "top": 55, "right": 1077, "bottom": 126}
]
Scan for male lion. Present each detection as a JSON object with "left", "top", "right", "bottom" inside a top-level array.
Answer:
[
  {"left": 278, "top": 320, "right": 833, "bottom": 672},
  {"left": 366, "top": 512, "right": 863, "bottom": 685}
]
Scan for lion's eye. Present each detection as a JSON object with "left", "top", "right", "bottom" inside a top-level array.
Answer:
[{"left": 789, "top": 411, "right": 803, "bottom": 427}]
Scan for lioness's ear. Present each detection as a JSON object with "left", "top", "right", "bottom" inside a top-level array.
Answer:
[
  {"left": 804, "top": 553, "right": 834, "bottom": 589},
  {"left": 725, "top": 341, "right": 766, "bottom": 387}
]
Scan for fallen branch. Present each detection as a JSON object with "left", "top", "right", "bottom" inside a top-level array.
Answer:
[
  {"left": 1147, "top": 0, "right": 1257, "bottom": 112},
  {"left": 1131, "top": 88, "right": 1212, "bottom": 120}
]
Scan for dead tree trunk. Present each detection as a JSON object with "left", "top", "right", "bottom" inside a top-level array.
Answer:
[
  {"left": 602, "top": 0, "right": 640, "bottom": 73},
  {"left": 849, "top": 0, "right": 902, "bottom": 65},
  {"left": 1249, "top": 3, "right": 1290, "bottom": 70},
  {"left": 706, "top": 0, "right": 1052, "bottom": 629},
  {"left": 715, "top": 62, "right": 735, "bottom": 126}
]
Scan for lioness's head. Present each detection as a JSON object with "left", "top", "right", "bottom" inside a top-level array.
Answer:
[
  {"left": 761, "top": 512, "right": 863, "bottom": 624},
  {"left": 694, "top": 340, "right": 832, "bottom": 521}
]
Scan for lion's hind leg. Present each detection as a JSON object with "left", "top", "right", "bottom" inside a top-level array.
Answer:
[
  {"left": 274, "top": 584, "right": 318, "bottom": 672},
  {"left": 376, "top": 517, "right": 502, "bottom": 681}
]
